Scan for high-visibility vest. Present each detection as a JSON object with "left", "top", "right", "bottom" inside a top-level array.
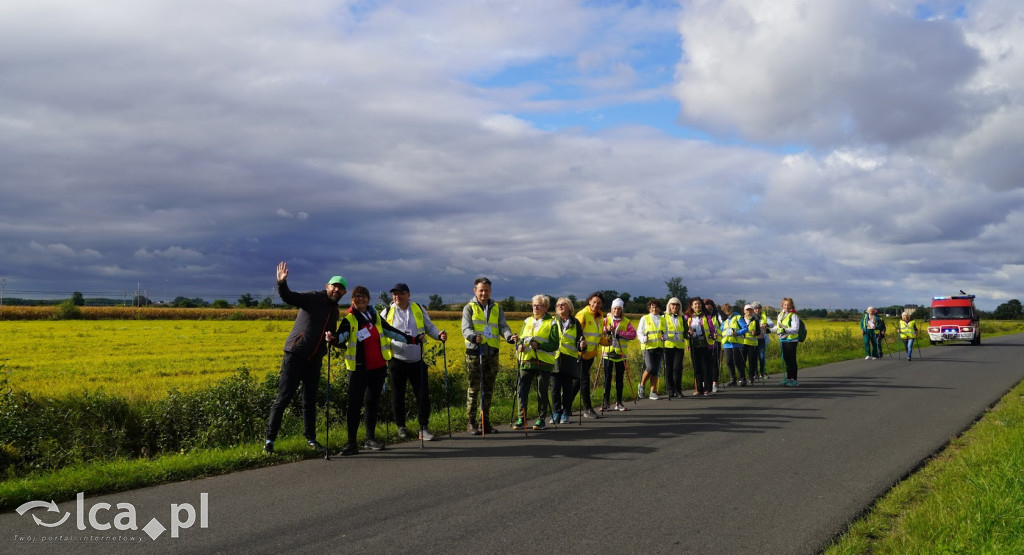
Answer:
[
  {"left": 601, "top": 314, "right": 632, "bottom": 358},
  {"left": 664, "top": 314, "right": 687, "bottom": 349},
  {"left": 557, "top": 317, "right": 580, "bottom": 357},
  {"left": 721, "top": 314, "right": 743, "bottom": 346},
  {"left": 576, "top": 307, "right": 603, "bottom": 360},
  {"left": 465, "top": 302, "right": 501, "bottom": 350},
  {"left": 384, "top": 302, "right": 426, "bottom": 348},
  {"left": 899, "top": 319, "right": 918, "bottom": 340},
  {"left": 686, "top": 313, "right": 715, "bottom": 349},
  {"left": 737, "top": 316, "right": 758, "bottom": 346},
  {"left": 640, "top": 314, "right": 666, "bottom": 350},
  {"left": 342, "top": 311, "right": 392, "bottom": 371},
  {"left": 520, "top": 314, "right": 556, "bottom": 364}
]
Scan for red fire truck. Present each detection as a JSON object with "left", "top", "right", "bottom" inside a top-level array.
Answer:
[{"left": 928, "top": 294, "right": 981, "bottom": 345}]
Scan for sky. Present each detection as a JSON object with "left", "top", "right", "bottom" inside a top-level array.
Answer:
[{"left": 1, "top": 0, "right": 1022, "bottom": 311}]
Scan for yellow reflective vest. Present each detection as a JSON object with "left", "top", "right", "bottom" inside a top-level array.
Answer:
[
  {"left": 341, "top": 311, "right": 392, "bottom": 371},
  {"left": 640, "top": 314, "right": 666, "bottom": 350}
]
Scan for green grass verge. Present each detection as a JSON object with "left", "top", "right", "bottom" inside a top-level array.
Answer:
[{"left": 825, "top": 379, "right": 1024, "bottom": 554}]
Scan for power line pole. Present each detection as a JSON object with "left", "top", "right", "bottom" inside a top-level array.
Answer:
[{"left": 1, "top": 278, "right": 5, "bottom": 308}]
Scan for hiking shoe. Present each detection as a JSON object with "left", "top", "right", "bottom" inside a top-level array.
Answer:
[
  {"left": 865, "top": 356, "right": 871, "bottom": 360},
  {"left": 779, "top": 378, "right": 791, "bottom": 386},
  {"left": 419, "top": 429, "right": 434, "bottom": 441},
  {"left": 533, "top": 419, "right": 546, "bottom": 430},
  {"left": 364, "top": 438, "right": 384, "bottom": 451},
  {"left": 787, "top": 380, "right": 800, "bottom": 387},
  {"left": 740, "top": 380, "right": 748, "bottom": 387},
  {"left": 712, "top": 384, "right": 719, "bottom": 393},
  {"left": 549, "top": 412, "right": 560, "bottom": 424},
  {"left": 263, "top": 440, "right": 274, "bottom": 454},
  {"left": 638, "top": 384, "right": 644, "bottom": 398},
  {"left": 307, "top": 439, "right": 325, "bottom": 453},
  {"left": 397, "top": 426, "right": 409, "bottom": 439},
  {"left": 483, "top": 425, "right": 499, "bottom": 434},
  {"left": 584, "top": 408, "right": 599, "bottom": 418},
  {"left": 560, "top": 413, "right": 571, "bottom": 424},
  {"left": 726, "top": 380, "right": 738, "bottom": 387},
  {"left": 615, "top": 403, "right": 627, "bottom": 411},
  {"left": 513, "top": 418, "right": 526, "bottom": 430},
  {"left": 649, "top": 392, "right": 659, "bottom": 400},
  {"left": 468, "top": 423, "right": 481, "bottom": 435},
  {"left": 338, "top": 442, "right": 358, "bottom": 456}
]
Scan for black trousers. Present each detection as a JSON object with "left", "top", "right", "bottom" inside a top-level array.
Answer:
[
  {"left": 551, "top": 353, "right": 578, "bottom": 414},
  {"left": 388, "top": 358, "right": 430, "bottom": 429},
  {"left": 347, "top": 367, "right": 387, "bottom": 442},
  {"left": 266, "top": 351, "right": 322, "bottom": 442},
  {"left": 664, "top": 347, "right": 685, "bottom": 395},
  {"left": 782, "top": 342, "right": 799, "bottom": 380},
  {"left": 691, "top": 346, "right": 716, "bottom": 394}
]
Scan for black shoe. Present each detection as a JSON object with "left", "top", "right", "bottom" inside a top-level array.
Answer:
[
  {"left": 364, "top": 438, "right": 384, "bottom": 451},
  {"left": 397, "top": 427, "right": 409, "bottom": 439},
  {"left": 584, "top": 408, "right": 600, "bottom": 418},
  {"left": 469, "top": 424, "right": 481, "bottom": 436},
  {"left": 338, "top": 443, "right": 358, "bottom": 456},
  {"left": 483, "top": 425, "right": 499, "bottom": 434},
  {"left": 306, "top": 439, "right": 325, "bottom": 453},
  {"left": 263, "top": 440, "right": 274, "bottom": 454}
]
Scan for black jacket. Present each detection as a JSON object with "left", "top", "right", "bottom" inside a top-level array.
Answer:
[{"left": 278, "top": 280, "right": 340, "bottom": 361}]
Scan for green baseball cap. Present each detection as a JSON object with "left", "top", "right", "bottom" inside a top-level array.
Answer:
[{"left": 328, "top": 275, "right": 347, "bottom": 288}]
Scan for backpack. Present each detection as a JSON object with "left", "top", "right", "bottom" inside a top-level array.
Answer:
[{"left": 797, "top": 318, "right": 808, "bottom": 343}]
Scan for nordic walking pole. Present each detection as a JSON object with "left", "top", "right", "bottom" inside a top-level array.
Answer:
[
  {"left": 419, "top": 335, "right": 426, "bottom": 450},
  {"left": 382, "top": 376, "right": 391, "bottom": 448},
  {"left": 442, "top": 342, "right": 453, "bottom": 438},
  {"left": 325, "top": 347, "right": 332, "bottom": 460},
  {"left": 479, "top": 349, "right": 486, "bottom": 437}
]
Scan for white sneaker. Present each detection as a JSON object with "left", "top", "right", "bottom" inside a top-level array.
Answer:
[
  {"left": 419, "top": 430, "right": 434, "bottom": 441},
  {"left": 638, "top": 384, "right": 644, "bottom": 398},
  {"left": 649, "top": 392, "right": 659, "bottom": 400},
  {"left": 865, "top": 356, "right": 871, "bottom": 360},
  {"left": 712, "top": 384, "right": 719, "bottom": 393}
]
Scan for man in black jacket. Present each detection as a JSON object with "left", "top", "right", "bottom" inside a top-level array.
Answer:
[{"left": 264, "top": 262, "right": 347, "bottom": 454}]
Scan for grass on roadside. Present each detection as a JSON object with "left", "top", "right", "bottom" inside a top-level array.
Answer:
[{"left": 825, "top": 374, "right": 1024, "bottom": 554}]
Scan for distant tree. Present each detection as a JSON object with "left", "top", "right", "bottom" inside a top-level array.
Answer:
[
  {"left": 212, "top": 299, "right": 230, "bottom": 308},
  {"left": 236, "top": 293, "right": 258, "bottom": 308},
  {"left": 258, "top": 295, "right": 274, "bottom": 309},
  {"left": 993, "top": 299, "right": 1023, "bottom": 320},
  {"left": 567, "top": 294, "right": 578, "bottom": 306},
  {"left": 500, "top": 295, "right": 517, "bottom": 312},
  {"left": 172, "top": 296, "right": 198, "bottom": 308},
  {"left": 665, "top": 277, "right": 688, "bottom": 301},
  {"left": 734, "top": 299, "right": 747, "bottom": 311},
  {"left": 71, "top": 291, "right": 85, "bottom": 306},
  {"left": 428, "top": 294, "right": 445, "bottom": 311},
  {"left": 598, "top": 290, "right": 619, "bottom": 306},
  {"left": 55, "top": 298, "right": 83, "bottom": 319}
]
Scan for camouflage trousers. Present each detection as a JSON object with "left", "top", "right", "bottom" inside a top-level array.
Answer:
[{"left": 466, "top": 350, "right": 500, "bottom": 425}]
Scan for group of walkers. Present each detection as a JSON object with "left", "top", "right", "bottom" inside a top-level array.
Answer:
[
  {"left": 862, "top": 306, "right": 922, "bottom": 362},
  {"left": 262, "top": 264, "right": 804, "bottom": 457}
]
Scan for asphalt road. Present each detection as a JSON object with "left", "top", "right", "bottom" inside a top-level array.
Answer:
[{"left": 5, "top": 333, "right": 1024, "bottom": 554}]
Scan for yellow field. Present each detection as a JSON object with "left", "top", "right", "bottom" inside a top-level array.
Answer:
[{"left": 4, "top": 316, "right": 1015, "bottom": 401}]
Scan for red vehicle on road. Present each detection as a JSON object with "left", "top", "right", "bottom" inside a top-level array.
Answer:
[{"left": 928, "top": 294, "right": 981, "bottom": 345}]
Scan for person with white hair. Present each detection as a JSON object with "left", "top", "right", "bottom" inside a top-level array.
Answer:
[
  {"left": 860, "top": 306, "right": 886, "bottom": 359},
  {"left": 514, "top": 294, "right": 559, "bottom": 430},
  {"left": 663, "top": 297, "right": 688, "bottom": 397}
]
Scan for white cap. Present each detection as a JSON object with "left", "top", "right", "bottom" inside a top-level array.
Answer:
[{"left": 612, "top": 298, "right": 625, "bottom": 310}]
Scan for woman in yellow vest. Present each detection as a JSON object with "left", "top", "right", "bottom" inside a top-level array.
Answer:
[
  {"left": 898, "top": 310, "right": 919, "bottom": 361},
  {"left": 326, "top": 286, "right": 417, "bottom": 456},
  {"left": 663, "top": 297, "right": 688, "bottom": 398},
  {"left": 685, "top": 297, "right": 718, "bottom": 396},
  {"left": 514, "top": 295, "right": 560, "bottom": 430},
  {"left": 637, "top": 299, "right": 667, "bottom": 399},
  {"left": 720, "top": 303, "right": 749, "bottom": 386},
  {"left": 740, "top": 304, "right": 762, "bottom": 382},
  {"left": 574, "top": 292, "right": 606, "bottom": 418},
  {"left": 601, "top": 298, "right": 636, "bottom": 411},
  {"left": 551, "top": 297, "right": 585, "bottom": 424}
]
